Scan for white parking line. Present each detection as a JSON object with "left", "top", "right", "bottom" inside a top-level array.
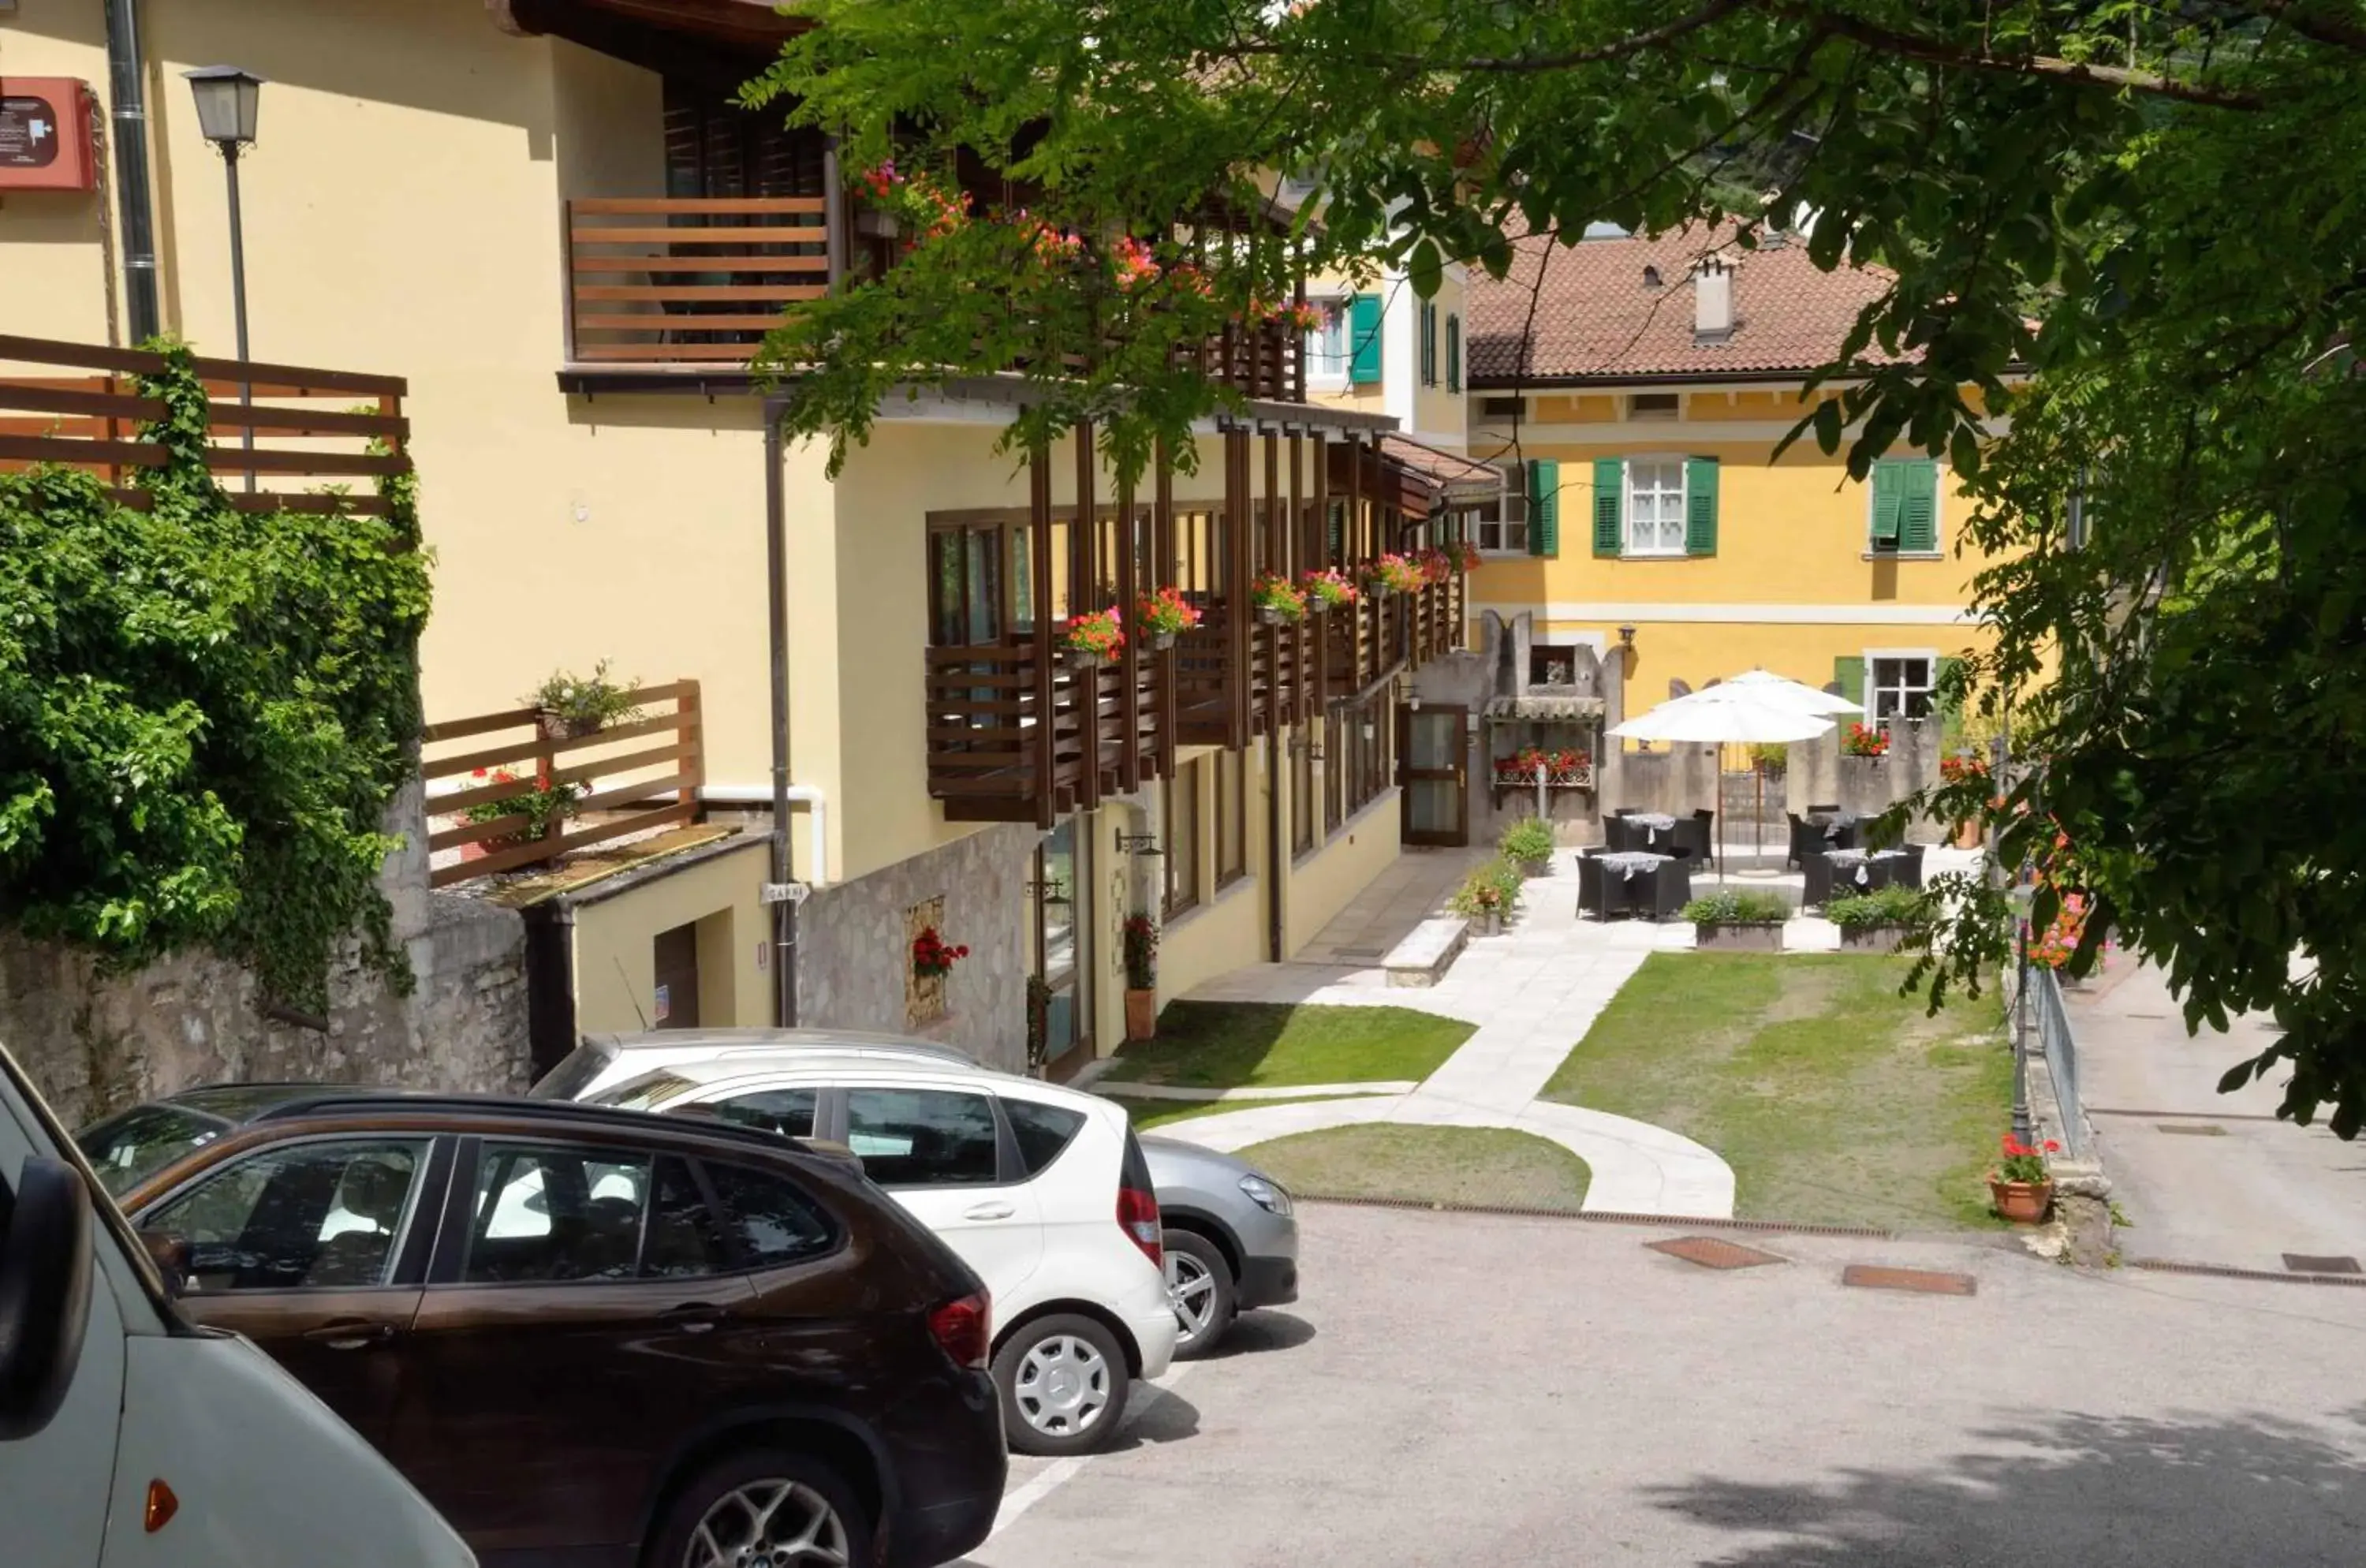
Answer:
[{"left": 985, "top": 1368, "right": 1192, "bottom": 1542}]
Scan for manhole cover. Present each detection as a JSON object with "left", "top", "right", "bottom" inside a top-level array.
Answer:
[
  {"left": 1841, "top": 1264, "right": 1976, "bottom": 1297},
  {"left": 2157, "top": 1123, "right": 2229, "bottom": 1136},
  {"left": 2282, "top": 1254, "right": 2363, "bottom": 1275},
  {"left": 1646, "top": 1236, "right": 1787, "bottom": 1271}
]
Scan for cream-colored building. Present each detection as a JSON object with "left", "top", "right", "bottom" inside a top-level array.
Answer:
[{"left": 2, "top": 0, "right": 1476, "bottom": 1073}]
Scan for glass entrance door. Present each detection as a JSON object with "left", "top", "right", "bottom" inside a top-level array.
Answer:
[
  {"left": 1400, "top": 707, "right": 1468, "bottom": 846},
  {"left": 1034, "top": 820, "right": 1092, "bottom": 1066}
]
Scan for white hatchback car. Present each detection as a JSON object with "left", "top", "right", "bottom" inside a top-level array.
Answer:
[{"left": 540, "top": 1038, "right": 1177, "bottom": 1456}]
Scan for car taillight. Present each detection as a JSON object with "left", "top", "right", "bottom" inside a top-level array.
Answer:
[
  {"left": 928, "top": 1292, "right": 991, "bottom": 1370},
  {"left": 1117, "top": 1185, "right": 1163, "bottom": 1269}
]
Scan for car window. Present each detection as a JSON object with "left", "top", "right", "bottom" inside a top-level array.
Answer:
[
  {"left": 844, "top": 1088, "right": 1000, "bottom": 1187},
  {"left": 77, "top": 1103, "right": 232, "bottom": 1198},
  {"left": 1002, "top": 1098, "right": 1088, "bottom": 1178},
  {"left": 707, "top": 1162, "right": 838, "bottom": 1268},
  {"left": 705, "top": 1088, "right": 818, "bottom": 1141},
  {"left": 463, "top": 1144, "right": 652, "bottom": 1284},
  {"left": 144, "top": 1137, "right": 433, "bottom": 1294},
  {"left": 642, "top": 1155, "right": 728, "bottom": 1278}
]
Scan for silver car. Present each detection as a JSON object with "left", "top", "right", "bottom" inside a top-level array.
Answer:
[{"left": 1138, "top": 1135, "right": 1298, "bottom": 1357}]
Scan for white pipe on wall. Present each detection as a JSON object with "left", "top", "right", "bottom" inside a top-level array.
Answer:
[{"left": 698, "top": 784, "right": 829, "bottom": 886}]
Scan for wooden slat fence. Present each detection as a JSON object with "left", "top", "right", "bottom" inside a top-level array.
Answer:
[
  {"left": 0, "top": 334, "right": 409, "bottom": 517},
  {"left": 565, "top": 196, "right": 830, "bottom": 363},
  {"left": 421, "top": 680, "right": 704, "bottom": 888}
]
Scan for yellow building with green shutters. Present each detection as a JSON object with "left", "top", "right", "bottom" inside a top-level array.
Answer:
[{"left": 1459, "top": 224, "right": 1998, "bottom": 722}]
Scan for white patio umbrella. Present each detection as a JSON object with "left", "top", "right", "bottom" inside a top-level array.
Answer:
[
  {"left": 1609, "top": 688, "right": 1834, "bottom": 875},
  {"left": 1721, "top": 667, "right": 1864, "bottom": 717}
]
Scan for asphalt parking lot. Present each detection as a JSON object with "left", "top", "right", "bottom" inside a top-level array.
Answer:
[{"left": 961, "top": 1203, "right": 2366, "bottom": 1567}]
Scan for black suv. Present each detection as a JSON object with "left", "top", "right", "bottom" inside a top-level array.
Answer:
[{"left": 78, "top": 1086, "right": 1007, "bottom": 1568}]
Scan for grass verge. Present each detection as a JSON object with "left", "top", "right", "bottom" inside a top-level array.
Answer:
[
  {"left": 1239, "top": 1125, "right": 1592, "bottom": 1211},
  {"left": 1100, "top": 1094, "right": 1368, "bottom": 1135},
  {"left": 1101, "top": 1001, "right": 1472, "bottom": 1089},
  {"left": 1542, "top": 954, "right": 2009, "bottom": 1230}
]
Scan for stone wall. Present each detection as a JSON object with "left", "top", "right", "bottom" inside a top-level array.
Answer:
[
  {"left": 1787, "top": 717, "right": 1948, "bottom": 842},
  {"left": 2, "top": 782, "right": 530, "bottom": 1127},
  {"left": 795, "top": 823, "right": 1036, "bottom": 1073}
]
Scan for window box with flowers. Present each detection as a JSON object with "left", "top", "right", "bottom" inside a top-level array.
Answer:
[
  {"left": 1062, "top": 607, "right": 1125, "bottom": 670},
  {"left": 1250, "top": 573, "right": 1308, "bottom": 625},
  {"left": 1416, "top": 548, "right": 1454, "bottom": 587},
  {"left": 1842, "top": 723, "right": 1890, "bottom": 760},
  {"left": 1365, "top": 553, "right": 1424, "bottom": 598},
  {"left": 1988, "top": 1133, "right": 2059, "bottom": 1223},
  {"left": 1135, "top": 586, "right": 1200, "bottom": 650},
  {"left": 1300, "top": 567, "right": 1359, "bottom": 614},
  {"left": 1491, "top": 747, "right": 1592, "bottom": 791}
]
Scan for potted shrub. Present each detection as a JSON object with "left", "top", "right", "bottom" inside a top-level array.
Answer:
[
  {"left": 1988, "top": 1133, "right": 2059, "bottom": 1223},
  {"left": 1301, "top": 566, "right": 1359, "bottom": 614},
  {"left": 1448, "top": 857, "right": 1522, "bottom": 935},
  {"left": 526, "top": 661, "right": 643, "bottom": 741},
  {"left": 1825, "top": 883, "right": 1929, "bottom": 951},
  {"left": 1250, "top": 572, "right": 1308, "bottom": 625},
  {"left": 1135, "top": 586, "right": 1200, "bottom": 650},
  {"left": 460, "top": 766, "right": 580, "bottom": 861},
  {"left": 1062, "top": 607, "right": 1125, "bottom": 670},
  {"left": 1681, "top": 889, "right": 1790, "bottom": 951},
  {"left": 1122, "top": 913, "right": 1159, "bottom": 1041},
  {"left": 1365, "top": 552, "right": 1424, "bottom": 598},
  {"left": 1499, "top": 816, "right": 1555, "bottom": 879},
  {"left": 1940, "top": 752, "right": 1990, "bottom": 848}
]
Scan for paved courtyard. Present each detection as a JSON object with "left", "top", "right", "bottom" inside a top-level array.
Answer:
[{"left": 967, "top": 1204, "right": 2366, "bottom": 1568}]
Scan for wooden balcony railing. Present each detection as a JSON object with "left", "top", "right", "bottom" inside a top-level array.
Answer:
[
  {"left": 564, "top": 196, "right": 830, "bottom": 363},
  {"left": 0, "top": 334, "right": 409, "bottom": 517},
  {"left": 926, "top": 639, "right": 1172, "bottom": 823},
  {"left": 422, "top": 681, "right": 704, "bottom": 887}
]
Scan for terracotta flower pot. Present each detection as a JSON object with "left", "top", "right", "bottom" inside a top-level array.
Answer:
[
  {"left": 1989, "top": 1178, "right": 2053, "bottom": 1225},
  {"left": 536, "top": 709, "right": 599, "bottom": 741},
  {"left": 1124, "top": 987, "right": 1158, "bottom": 1042},
  {"left": 1954, "top": 819, "right": 1984, "bottom": 849}
]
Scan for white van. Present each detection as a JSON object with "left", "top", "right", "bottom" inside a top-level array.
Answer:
[{"left": 0, "top": 1043, "right": 474, "bottom": 1568}]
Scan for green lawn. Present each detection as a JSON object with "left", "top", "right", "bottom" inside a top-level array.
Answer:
[
  {"left": 1541, "top": 954, "right": 2010, "bottom": 1230},
  {"left": 1100, "top": 1093, "right": 1366, "bottom": 1134},
  {"left": 1100, "top": 1001, "right": 1473, "bottom": 1089},
  {"left": 1239, "top": 1125, "right": 1593, "bottom": 1211}
]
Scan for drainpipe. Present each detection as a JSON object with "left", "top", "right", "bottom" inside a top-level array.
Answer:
[
  {"left": 102, "top": 0, "right": 161, "bottom": 343},
  {"left": 763, "top": 395, "right": 800, "bottom": 1026},
  {"left": 696, "top": 784, "right": 827, "bottom": 889},
  {"left": 1265, "top": 735, "right": 1286, "bottom": 961}
]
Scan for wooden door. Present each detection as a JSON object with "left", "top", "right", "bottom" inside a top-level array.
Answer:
[{"left": 1400, "top": 706, "right": 1468, "bottom": 846}]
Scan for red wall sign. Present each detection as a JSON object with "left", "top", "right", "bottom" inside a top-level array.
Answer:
[{"left": 0, "top": 78, "right": 96, "bottom": 192}]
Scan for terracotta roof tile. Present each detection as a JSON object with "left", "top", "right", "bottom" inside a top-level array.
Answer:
[{"left": 1466, "top": 222, "right": 1901, "bottom": 385}]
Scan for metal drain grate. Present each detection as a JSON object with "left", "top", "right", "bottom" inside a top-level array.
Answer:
[
  {"left": 1841, "top": 1264, "right": 1977, "bottom": 1297},
  {"left": 1647, "top": 1236, "right": 1787, "bottom": 1271},
  {"left": 1293, "top": 1193, "right": 1893, "bottom": 1238},
  {"left": 2134, "top": 1257, "right": 2366, "bottom": 1290},
  {"left": 2282, "top": 1253, "right": 2363, "bottom": 1275},
  {"left": 2156, "top": 1123, "right": 2229, "bottom": 1136}
]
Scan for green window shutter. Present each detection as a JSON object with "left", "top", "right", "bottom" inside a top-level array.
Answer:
[
  {"left": 1684, "top": 457, "right": 1719, "bottom": 557},
  {"left": 1349, "top": 294, "right": 1383, "bottom": 384},
  {"left": 1527, "top": 459, "right": 1561, "bottom": 557},
  {"left": 1591, "top": 457, "right": 1623, "bottom": 557},
  {"left": 1899, "top": 459, "right": 1940, "bottom": 553},
  {"left": 1833, "top": 655, "right": 1865, "bottom": 709},
  {"left": 1869, "top": 461, "right": 1904, "bottom": 545},
  {"left": 1327, "top": 498, "right": 1344, "bottom": 565},
  {"left": 1418, "top": 304, "right": 1436, "bottom": 386},
  {"left": 1446, "top": 315, "right": 1461, "bottom": 394}
]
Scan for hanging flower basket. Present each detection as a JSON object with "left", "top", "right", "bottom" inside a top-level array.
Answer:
[
  {"left": 1301, "top": 567, "right": 1359, "bottom": 614},
  {"left": 1135, "top": 585, "right": 1200, "bottom": 649},
  {"left": 1062, "top": 607, "right": 1125, "bottom": 668},
  {"left": 1250, "top": 573, "right": 1308, "bottom": 624},
  {"left": 1366, "top": 552, "right": 1424, "bottom": 597}
]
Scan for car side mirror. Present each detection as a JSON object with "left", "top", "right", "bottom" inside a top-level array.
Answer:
[
  {"left": 140, "top": 1230, "right": 192, "bottom": 1300},
  {"left": 0, "top": 1155, "right": 95, "bottom": 1441}
]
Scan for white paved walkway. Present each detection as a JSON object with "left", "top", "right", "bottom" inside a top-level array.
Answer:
[{"left": 1150, "top": 850, "right": 1739, "bottom": 1219}]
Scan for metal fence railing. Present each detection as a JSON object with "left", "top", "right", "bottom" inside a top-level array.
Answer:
[{"left": 2028, "top": 965, "right": 2088, "bottom": 1158}]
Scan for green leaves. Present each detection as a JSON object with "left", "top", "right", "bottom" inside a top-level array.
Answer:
[{"left": 0, "top": 344, "right": 428, "bottom": 1010}]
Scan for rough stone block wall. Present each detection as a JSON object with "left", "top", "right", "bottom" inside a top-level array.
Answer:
[
  {"left": 796, "top": 824, "right": 1037, "bottom": 1074},
  {"left": 1, "top": 782, "right": 530, "bottom": 1126}
]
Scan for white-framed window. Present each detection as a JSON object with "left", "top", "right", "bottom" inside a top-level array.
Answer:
[
  {"left": 1472, "top": 461, "right": 1528, "bottom": 553},
  {"left": 1304, "top": 298, "right": 1349, "bottom": 386},
  {"left": 1865, "top": 649, "right": 1938, "bottom": 720},
  {"left": 1624, "top": 457, "right": 1689, "bottom": 555}
]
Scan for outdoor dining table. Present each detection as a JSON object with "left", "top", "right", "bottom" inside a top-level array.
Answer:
[
  {"left": 1580, "top": 849, "right": 1688, "bottom": 921},
  {"left": 1804, "top": 846, "right": 1916, "bottom": 907}
]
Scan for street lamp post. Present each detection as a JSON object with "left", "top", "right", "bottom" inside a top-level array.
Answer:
[{"left": 184, "top": 66, "right": 263, "bottom": 490}]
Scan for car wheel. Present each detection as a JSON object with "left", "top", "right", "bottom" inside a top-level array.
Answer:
[
  {"left": 647, "top": 1447, "right": 871, "bottom": 1568},
  {"left": 992, "top": 1312, "right": 1132, "bottom": 1457},
  {"left": 1163, "top": 1229, "right": 1237, "bottom": 1360}
]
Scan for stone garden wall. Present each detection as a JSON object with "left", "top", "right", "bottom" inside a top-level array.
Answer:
[{"left": 1786, "top": 717, "right": 1949, "bottom": 842}]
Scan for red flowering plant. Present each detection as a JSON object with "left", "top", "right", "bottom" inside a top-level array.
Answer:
[
  {"left": 1135, "top": 585, "right": 1201, "bottom": 638},
  {"left": 1300, "top": 566, "right": 1359, "bottom": 612},
  {"left": 1457, "top": 540, "right": 1483, "bottom": 572},
  {"left": 1367, "top": 553, "right": 1424, "bottom": 595},
  {"left": 1939, "top": 753, "right": 1989, "bottom": 785},
  {"left": 911, "top": 926, "right": 970, "bottom": 980},
  {"left": 1250, "top": 572, "right": 1308, "bottom": 622},
  {"left": 1496, "top": 747, "right": 1551, "bottom": 782},
  {"left": 1416, "top": 548, "right": 1454, "bottom": 586},
  {"left": 1842, "top": 722, "right": 1890, "bottom": 758},
  {"left": 1062, "top": 607, "right": 1125, "bottom": 663},
  {"left": 461, "top": 765, "right": 579, "bottom": 842},
  {"left": 1549, "top": 749, "right": 1592, "bottom": 782},
  {"left": 1992, "top": 1133, "right": 2060, "bottom": 1185}
]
